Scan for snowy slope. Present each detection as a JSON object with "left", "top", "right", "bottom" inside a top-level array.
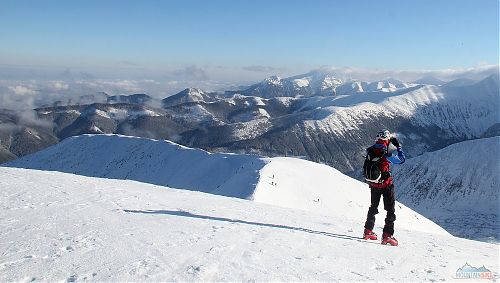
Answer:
[
  {"left": 5, "top": 134, "right": 447, "bottom": 235},
  {"left": 394, "top": 137, "right": 500, "bottom": 242},
  {"left": 300, "top": 75, "right": 499, "bottom": 139},
  {"left": 6, "top": 134, "right": 266, "bottom": 199},
  {"left": 1, "top": 167, "right": 498, "bottom": 282},
  {"left": 253, "top": 157, "right": 446, "bottom": 235}
]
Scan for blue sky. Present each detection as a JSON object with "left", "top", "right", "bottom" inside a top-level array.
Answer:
[{"left": 0, "top": 0, "right": 498, "bottom": 81}]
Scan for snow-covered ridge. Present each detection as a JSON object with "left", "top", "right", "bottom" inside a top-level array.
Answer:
[
  {"left": 264, "top": 75, "right": 283, "bottom": 86},
  {"left": 243, "top": 72, "right": 412, "bottom": 98},
  {"left": 394, "top": 136, "right": 500, "bottom": 242},
  {"left": 80, "top": 106, "right": 161, "bottom": 120},
  {"left": 5, "top": 134, "right": 447, "bottom": 235},
  {"left": 162, "top": 75, "right": 497, "bottom": 151},
  {"left": 1, "top": 167, "right": 497, "bottom": 281},
  {"left": 299, "top": 75, "right": 499, "bottom": 139},
  {"left": 6, "top": 134, "right": 266, "bottom": 199}
]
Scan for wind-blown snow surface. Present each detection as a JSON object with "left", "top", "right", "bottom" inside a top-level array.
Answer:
[
  {"left": 394, "top": 137, "right": 500, "bottom": 242},
  {"left": 5, "top": 134, "right": 447, "bottom": 235},
  {"left": 1, "top": 167, "right": 498, "bottom": 281}
]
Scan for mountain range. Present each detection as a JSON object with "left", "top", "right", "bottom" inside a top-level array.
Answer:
[{"left": 0, "top": 71, "right": 498, "bottom": 179}]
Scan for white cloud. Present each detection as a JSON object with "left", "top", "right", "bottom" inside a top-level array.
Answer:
[
  {"left": 52, "top": 81, "right": 69, "bottom": 90},
  {"left": 99, "top": 80, "right": 142, "bottom": 93},
  {"left": 8, "top": 85, "right": 37, "bottom": 96},
  {"left": 0, "top": 78, "right": 239, "bottom": 110}
]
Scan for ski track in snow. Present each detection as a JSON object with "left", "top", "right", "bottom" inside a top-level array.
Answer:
[{"left": 0, "top": 167, "right": 498, "bottom": 282}]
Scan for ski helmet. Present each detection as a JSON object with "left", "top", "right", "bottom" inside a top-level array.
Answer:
[{"left": 376, "top": 129, "right": 391, "bottom": 140}]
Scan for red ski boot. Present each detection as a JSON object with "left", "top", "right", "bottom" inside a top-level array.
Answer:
[
  {"left": 381, "top": 232, "right": 398, "bottom": 246},
  {"left": 363, "top": 229, "right": 378, "bottom": 240}
]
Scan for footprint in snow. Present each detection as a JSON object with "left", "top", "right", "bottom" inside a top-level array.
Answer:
[
  {"left": 371, "top": 264, "right": 385, "bottom": 270},
  {"left": 129, "top": 259, "right": 151, "bottom": 276},
  {"left": 67, "top": 275, "right": 77, "bottom": 283},
  {"left": 186, "top": 265, "right": 202, "bottom": 275},
  {"left": 61, "top": 246, "right": 74, "bottom": 252}
]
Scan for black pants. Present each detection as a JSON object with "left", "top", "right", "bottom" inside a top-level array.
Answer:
[{"left": 364, "top": 184, "right": 396, "bottom": 235}]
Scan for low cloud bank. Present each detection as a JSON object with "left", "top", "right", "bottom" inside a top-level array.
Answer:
[{"left": 0, "top": 79, "right": 237, "bottom": 111}]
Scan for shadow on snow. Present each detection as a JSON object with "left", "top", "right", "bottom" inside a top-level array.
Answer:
[{"left": 123, "top": 209, "right": 378, "bottom": 244}]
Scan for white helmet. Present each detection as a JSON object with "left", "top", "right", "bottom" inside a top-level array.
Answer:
[{"left": 376, "top": 129, "right": 391, "bottom": 141}]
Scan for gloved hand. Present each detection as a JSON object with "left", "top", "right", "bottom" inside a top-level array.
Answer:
[{"left": 391, "top": 137, "right": 401, "bottom": 148}]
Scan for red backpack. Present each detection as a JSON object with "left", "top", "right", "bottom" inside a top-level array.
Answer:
[{"left": 363, "top": 144, "right": 388, "bottom": 183}]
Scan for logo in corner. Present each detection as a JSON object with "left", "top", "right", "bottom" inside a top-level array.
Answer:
[{"left": 455, "top": 263, "right": 493, "bottom": 279}]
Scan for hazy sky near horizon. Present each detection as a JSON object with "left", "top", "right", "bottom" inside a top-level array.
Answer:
[{"left": 0, "top": 0, "right": 498, "bottom": 81}]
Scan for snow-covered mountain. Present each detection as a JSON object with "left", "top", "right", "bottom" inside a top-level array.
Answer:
[
  {"left": 179, "top": 74, "right": 499, "bottom": 175},
  {"left": 37, "top": 103, "right": 168, "bottom": 139},
  {"left": 241, "top": 70, "right": 413, "bottom": 98},
  {"left": 1, "top": 73, "right": 498, "bottom": 180},
  {"left": 394, "top": 136, "right": 500, "bottom": 242},
  {"left": 0, "top": 109, "right": 58, "bottom": 163},
  {"left": 162, "top": 87, "right": 218, "bottom": 107},
  {"left": 4, "top": 134, "right": 446, "bottom": 235},
  {"left": 1, "top": 155, "right": 498, "bottom": 280}
]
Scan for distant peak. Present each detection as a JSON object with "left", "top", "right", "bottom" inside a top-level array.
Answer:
[
  {"left": 263, "top": 76, "right": 282, "bottom": 85},
  {"left": 184, "top": 87, "right": 205, "bottom": 93}
]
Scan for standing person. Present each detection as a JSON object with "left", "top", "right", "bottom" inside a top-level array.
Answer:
[{"left": 362, "top": 129, "right": 405, "bottom": 246}]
